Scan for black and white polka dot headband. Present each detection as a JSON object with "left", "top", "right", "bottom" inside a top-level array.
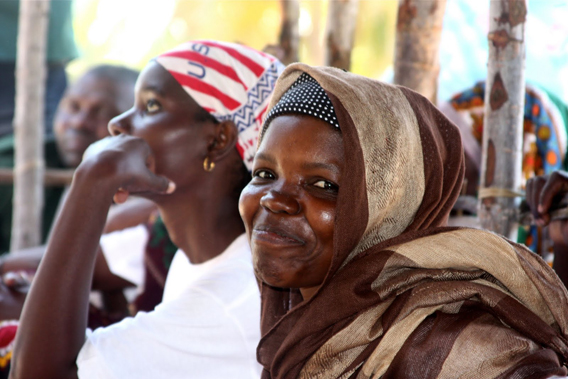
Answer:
[{"left": 263, "top": 73, "right": 340, "bottom": 133}]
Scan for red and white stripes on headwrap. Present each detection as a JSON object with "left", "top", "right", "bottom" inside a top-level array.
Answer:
[{"left": 155, "top": 40, "right": 285, "bottom": 171}]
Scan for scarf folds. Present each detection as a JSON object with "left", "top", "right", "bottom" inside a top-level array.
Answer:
[{"left": 257, "top": 64, "right": 568, "bottom": 379}]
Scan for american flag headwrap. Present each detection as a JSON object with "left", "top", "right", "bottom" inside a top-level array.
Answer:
[{"left": 155, "top": 40, "right": 285, "bottom": 172}]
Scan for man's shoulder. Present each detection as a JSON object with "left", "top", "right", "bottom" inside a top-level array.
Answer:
[{"left": 0, "top": 135, "right": 63, "bottom": 169}]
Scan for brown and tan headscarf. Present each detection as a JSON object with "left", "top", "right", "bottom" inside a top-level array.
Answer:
[{"left": 258, "top": 63, "right": 568, "bottom": 379}]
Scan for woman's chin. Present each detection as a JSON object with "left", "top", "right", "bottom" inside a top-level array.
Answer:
[
  {"left": 254, "top": 263, "right": 293, "bottom": 289},
  {"left": 255, "top": 270, "right": 285, "bottom": 289}
]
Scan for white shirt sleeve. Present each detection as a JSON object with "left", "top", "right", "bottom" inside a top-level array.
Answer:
[
  {"left": 77, "top": 248, "right": 261, "bottom": 379},
  {"left": 99, "top": 225, "right": 149, "bottom": 287}
]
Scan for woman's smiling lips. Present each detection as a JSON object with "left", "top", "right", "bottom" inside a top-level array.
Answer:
[{"left": 252, "top": 225, "right": 305, "bottom": 246}]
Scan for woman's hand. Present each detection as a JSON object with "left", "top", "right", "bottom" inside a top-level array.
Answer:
[
  {"left": 526, "top": 171, "right": 568, "bottom": 225},
  {"left": 526, "top": 171, "right": 568, "bottom": 248},
  {"left": 526, "top": 171, "right": 568, "bottom": 288},
  {"left": 79, "top": 135, "right": 175, "bottom": 203},
  {"left": 11, "top": 135, "right": 174, "bottom": 379}
]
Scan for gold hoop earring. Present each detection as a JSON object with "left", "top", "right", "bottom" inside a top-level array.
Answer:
[{"left": 203, "top": 157, "right": 215, "bottom": 172}]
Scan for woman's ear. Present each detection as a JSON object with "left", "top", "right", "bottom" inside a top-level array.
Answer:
[{"left": 207, "top": 120, "right": 238, "bottom": 162}]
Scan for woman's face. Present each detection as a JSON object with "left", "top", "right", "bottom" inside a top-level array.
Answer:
[
  {"left": 239, "top": 115, "right": 344, "bottom": 296},
  {"left": 108, "top": 61, "right": 209, "bottom": 193}
]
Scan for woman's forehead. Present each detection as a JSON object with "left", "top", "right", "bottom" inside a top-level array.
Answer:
[
  {"left": 258, "top": 115, "right": 343, "bottom": 165},
  {"left": 262, "top": 114, "right": 341, "bottom": 140},
  {"left": 135, "top": 61, "right": 181, "bottom": 95}
]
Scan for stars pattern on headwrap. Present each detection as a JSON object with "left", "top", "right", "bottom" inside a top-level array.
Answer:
[{"left": 264, "top": 72, "right": 340, "bottom": 130}]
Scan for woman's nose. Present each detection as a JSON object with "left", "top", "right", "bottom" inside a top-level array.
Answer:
[
  {"left": 260, "top": 189, "right": 301, "bottom": 215},
  {"left": 108, "top": 109, "right": 133, "bottom": 136}
]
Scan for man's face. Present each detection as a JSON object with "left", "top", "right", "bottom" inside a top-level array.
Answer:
[{"left": 53, "top": 75, "right": 123, "bottom": 168}]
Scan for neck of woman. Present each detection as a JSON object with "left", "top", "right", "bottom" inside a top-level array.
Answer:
[{"left": 157, "top": 189, "right": 245, "bottom": 264}]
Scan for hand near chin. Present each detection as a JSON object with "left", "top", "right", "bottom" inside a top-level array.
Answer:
[
  {"left": 526, "top": 171, "right": 568, "bottom": 248},
  {"left": 80, "top": 135, "right": 176, "bottom": 202}
]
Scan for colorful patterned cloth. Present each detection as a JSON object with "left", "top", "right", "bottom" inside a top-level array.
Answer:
[
  {"left": 156, "top": 40, "right": 285, "bottom": 171},
  {"left": 132, "top": 213, "right": 177, "bottom": 314},
  {"left": 449, "top": 81, "right": 568, "bottom": 255},
  {"left": 0, "top": 320, "right": 17, "bottom": 379}
]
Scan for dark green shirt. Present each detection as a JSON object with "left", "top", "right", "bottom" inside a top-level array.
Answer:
[
  {"left": 0, "top": 134, "right": 65, "bottom": 254},
  {"left": 0, "top": 0, "right": 77, "bottom": 63}
]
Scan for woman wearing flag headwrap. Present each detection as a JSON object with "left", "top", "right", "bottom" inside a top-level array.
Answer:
[
  {"left": 11, "top": 41, "right": 284, "bottom": 379},
  {"left": 239, "top": 64, "right": 568, "bottom": 378}
]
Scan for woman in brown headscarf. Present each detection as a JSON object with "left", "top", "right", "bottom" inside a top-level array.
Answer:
[{"left": 239, "top": 63, "right": 568, "bottom": 378}]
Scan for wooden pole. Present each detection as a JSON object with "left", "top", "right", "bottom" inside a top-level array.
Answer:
[
  {"left": 11, "top": 0, "right": 50, "bottom": 250},
  {"left": 325, "top": 0, "right": 359, "bottom": 71},
  {"left": 279, "top": 0, "right": 300, "bottom": 65},
  {"left": 0, "top": 168, "right": 73, "bottom": 187},
  {"left": 393, "top": 0, "right": 446, "bottom": 103},
  {"left": 478, "top": 0, "right": 527, "bottom": 238}
]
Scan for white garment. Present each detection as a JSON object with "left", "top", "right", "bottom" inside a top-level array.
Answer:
[
  {"left": 99, "top": 224, "right": 149, "bottom": 288},
  {"left": 77, "top": 234, "right": 262, "bottom": 379},
  {"left": 162, "top": 249, "right": 191, "bottom": 304}
]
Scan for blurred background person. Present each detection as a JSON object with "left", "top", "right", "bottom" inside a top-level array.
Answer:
[
  {"left": 0, "top": 62, "right": 178, "bottom": 328},
  {"left": 0, "top": 64, "right": 139, "bottom": 255}
]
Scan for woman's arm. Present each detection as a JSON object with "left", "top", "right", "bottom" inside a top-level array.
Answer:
[
  {"left": 10, "top": 136, "right": 172, "bottom": 379},
  {"left": 103, "top": 196, "right": 157, "bottom": 234},
  {"left": 526, "top": 171, "right": 568, "bottom": 287}
]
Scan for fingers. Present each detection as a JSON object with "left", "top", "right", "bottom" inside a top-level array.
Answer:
[
  {"left": 548, "top": 219, "right": 568, "bottom": 249},
  {"left": 116, "top": 177, "right": 176, "bottom": 199},
  {"left": 539, "top": 171, "right": 568, "bottom": 217},
  {"left": 119, "top": 136, "right": 175, "bottom": 195},
  {"left": 166, "top": 181, "right": 176, "bottom": 194},
  {"left": 526, "top": 171, "right": 568, "bottom": 227},
  {"left": 113, "top": 179, "right": 175, "bottom": 204},
  {"left": 136, "top": 174, "right": 176, "bottom": 196},
  {"left": 79, "top": 135, "right": 178, "bottom": 198},
  {"left": 113, "top": 188, "right": 130, "bottom": 204},
  {"left": 82, "top": 136, "right": 116, "bottom": 162},
  {"left": 3, "top": 271, "right": 33, "bottom": 290},
  {"left": 526, "top": 175, "right": 547, "bottom": 225}
]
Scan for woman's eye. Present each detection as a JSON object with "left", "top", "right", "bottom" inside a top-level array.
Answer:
[
  {"left": 255, "top": 170, "right": 275, "bottom": 180},
  {"left": 146, "top": 99, "right": 161, "bottom": 113},
  {"left": 313, "top": 180, "right": 338, "bottom": 191}
]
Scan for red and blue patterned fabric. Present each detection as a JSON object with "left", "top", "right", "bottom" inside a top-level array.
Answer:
[
  {"left": 450, "top": 81, "right": 568, "bottom": 256},
  {"left": 156, "top": 40, "right": 285, "bottom": 171},
  {"left": 0, "top": 320, "right": 17, "bottom": 379}
]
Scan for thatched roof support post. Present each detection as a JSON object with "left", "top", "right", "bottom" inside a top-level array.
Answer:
[
  {"left": 11, "top": 0, "right": 50, "bottom": 250},
  {"left": 393, "top": 0, "right": 446, "bottom": 103},
  {"left": 325, "top": 0, "right": 359, "bottom": 71},
  {"left": 478, "top": 0, "right": 527, "bottom": 238}
]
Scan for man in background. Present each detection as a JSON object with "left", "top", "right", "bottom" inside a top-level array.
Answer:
[{"left": 0, "top": 64, "right": 139, "bottom": 254}]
